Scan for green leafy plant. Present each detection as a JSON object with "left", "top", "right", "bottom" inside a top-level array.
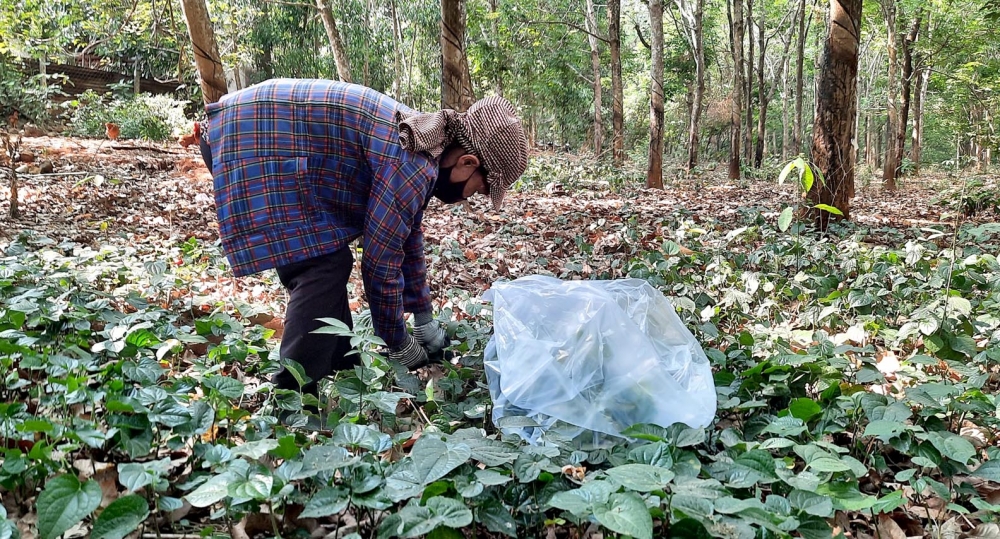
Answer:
[{"left": 776, "top": 156, "right": 845, "bottom": 232}]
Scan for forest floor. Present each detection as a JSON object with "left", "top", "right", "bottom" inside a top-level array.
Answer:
[{"left": 1, "top": 135, "right": 999, "bottom": 539}]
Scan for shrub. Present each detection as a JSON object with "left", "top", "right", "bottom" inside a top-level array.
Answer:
[
  {"left": 0, "top": 56, "right": 65, "bottom": 125},
  {"left": 65, "top": 91, "right": 191, "bottom": 141}
]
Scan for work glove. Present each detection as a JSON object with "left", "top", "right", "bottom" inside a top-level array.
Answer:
[
  {"left": 388, "top": 335, "right": 430, "bottom": 370},
  {"left": 413, "top": 312, "right": 449, "bottom": 355}
]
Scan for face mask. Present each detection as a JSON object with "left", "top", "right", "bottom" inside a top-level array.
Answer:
[{"left": 432, "top": 166, "right": 475, "bottom": 205}]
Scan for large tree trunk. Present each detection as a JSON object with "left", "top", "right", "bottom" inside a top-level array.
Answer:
[
  {"left": 609, "top": 0, "right": 625, "bottom": 165},
  {"left": 180, "top": 0, "right": 227, "bottom": 104},
  {"left": 793, "top": 0, "right": 806, "bottom": 156},
  {"left": 585, "top": 0, "right": 603, "bottom": 157},
  {"left": 647, "top": 0, "right": 665, "bottom": 189},
  {"left": 880, "top": 0, "right": 899, "bottom": 190},
  {"left": 441, "top": 0, "right": 475, "bottom": 111},
  {"left": 316, "top": 0, "right": 353, "bottom": 83},
  {"left": 729, "top": 0, "right": 745, "bottom": 180},
  {"left": 892, "top": 11, "right": 921, "bottom": 178},
  {"left": 810, "top": 0, "right": 861, "bottom": 229}
]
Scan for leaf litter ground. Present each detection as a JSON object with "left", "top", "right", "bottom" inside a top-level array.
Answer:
[{"left": 0, "top": 137, "right": 998, "bottom": 539}]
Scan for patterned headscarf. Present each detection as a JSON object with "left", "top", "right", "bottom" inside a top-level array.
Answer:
[{"left": 396, "top": 96, "right": 529, "bottom": 209}]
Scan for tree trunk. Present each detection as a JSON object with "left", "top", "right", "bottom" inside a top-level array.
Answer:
[
  {"left": 684, "top": 0, "right": 706, "bottom": 171},
  {"left": 744, "top": 0, "right": 755, "bottom": 164},
  {"left": 880, "top": 0, "right": 899, "bottom": 190},
  {"left": 753, "top": 4, "right": 766, "bottom": 167},
  {"left": 390, "top": 0, "right": 403, "bottom": 98},
  {"left": 782, "top": 52, "right": 791, "bottom": 160},
  {"left": 893, "top": 11, "right": 921, "bottom": 178},
  {"left": 647, "top": 0, "right": 665, "bottom": 189},
  {"left": 793, "top": 0, "right": 806, "bottom": 156},
  {"left": 910, "top": 64, "right": 929, "bottom": 173},
  {"left": 180, "top": 0, "right": 227, "bottom": 104},
  {"left": 585, "top": 0, "right": 603, "bottom": 157},
  {"left": 441, "top": 0, "right": 475, "bottom": 111},
  {"left": 609, "top": 0, "right": 625, "bottom": 165},
  {"left": 810, "top": 0, "right": 861, "bottom": 229},
  {"left": 316, "top": 0, "right": 353, "bottom": 83},
  {"left": 488, "top": 0, "right": 504, "bottom": 96},
  {"left": 729, "top": 0, "right": 745, "bottom": 180}
]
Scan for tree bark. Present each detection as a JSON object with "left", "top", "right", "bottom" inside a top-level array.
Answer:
[
  {"left": 390, "top": 0, "right": 403, "bottom": 98},
  {"left": 729, "top": 0, "right": 745, "bottom": 180},
  {"left": 585, "top": 0, "right": 604, "bottom": 157},
  {"left": 810, "top": 0, "right": 861, "bottom": 229},
  {"left": 782, "top": 52, "right": 791, "bottom": 160},
  {"left": 880, "top": 0, "right": 899, "bottom": 190},
  {"left": 180, "top": 0, "right": 227, "bottom": 104},
  {"left": 678, "top": 0, "right": 705, "bottom": 171},
  {"left": 647, "top": 0, "right": 665, "bottom": 189},
  {"left": 316, "top": 0, "right": 353, "bottom": 83},
  {"left": 910, "top": 63, "right": 929, "bottom": 173},
  {"left": 793, "top": 0, "right": 806, "bottom": 156},
  {"left": 609, "top": 0, "right": 625, "bottom": 165},
  {"left": 441, "top": 0, "right": 475, "bottom": 111}
]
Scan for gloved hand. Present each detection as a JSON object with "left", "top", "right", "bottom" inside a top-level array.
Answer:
[
  {"left": 388, "top": 335, "right": 429, "bottom": 369},
  {"left": 413, "top": 312, "right": 448, "bottom": 355}
]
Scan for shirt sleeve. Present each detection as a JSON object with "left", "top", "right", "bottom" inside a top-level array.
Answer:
[
  {"left": 362, "top": 162, "right": 431, "bottom": 349},
  {"left": 401, "top": 217, "right": 433, "bottom": 315}
]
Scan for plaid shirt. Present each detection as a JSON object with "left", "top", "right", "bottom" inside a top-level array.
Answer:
[{"left": 205, "top": 79, "right": 434, "bottom": 349}]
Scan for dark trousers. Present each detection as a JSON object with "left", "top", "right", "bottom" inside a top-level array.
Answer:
[
  {"left": 198, "top": 135, "right": 213, "bottom": 171},
  {"left": 272, "top": 248, "right": 357, "bottom": 396}
]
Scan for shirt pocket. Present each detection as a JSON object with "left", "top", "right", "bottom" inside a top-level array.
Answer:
[{"left": 218, "top": 156, "right": 313, "bottom": 237}]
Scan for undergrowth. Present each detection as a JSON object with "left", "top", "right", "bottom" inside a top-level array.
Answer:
[{"left": 1, "top": 186, "right": 999, "bottom": 539}]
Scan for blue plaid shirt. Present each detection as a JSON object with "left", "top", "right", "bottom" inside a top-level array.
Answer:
[{"left": 205, "top": 79, "right": 434, "bottom": 349}]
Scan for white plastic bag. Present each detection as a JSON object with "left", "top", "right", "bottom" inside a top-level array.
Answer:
[{"left": 484, "top": 275, "right": 716, "bottom": 444}]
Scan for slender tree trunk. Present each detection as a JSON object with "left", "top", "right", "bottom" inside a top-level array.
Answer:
[
  {"left": 488, "top": 0, "right": 504, "bottom": 96},
  {"left": 585, "top": 0, "right": 604, "bottom": 157},
  {"left": 753, "top": 4, "right": 766, "bottom": 167},
  {"left": 810, "top": 0, "right": 861, "bottom": 228},
  {"left": 390, "top": 0, "right": 403, "bottom": 98},
  {"left": 441, "top": 0, "right": 475, "bottom": 111},
  {"left": 729, "top": 0, "right": 745, "bottom": 180},
  {"left": 911, "top": 64, "right": 929, "bottom": 173},
  {"left": 180, "top": 0, "right": 227, "bottom": 104},
  {"left": 880, "top": 0, "right": 899, "bottom": 190},
  {"left": 891, "top": 11, "right": 921, "bottom": 180},
  {"left": 782, "top": 53, "right": 791, "bottom": 159},
  {"left": 685, "top": 0, "right": 706, "bottom": 171},
  {"left": 647, "top": 0, "right": 665, "bottom": 189},
  {"left": 793, "top": 0, "right": 806, "bottom": 155},
  {"left": 744, "top": 0, "right": 755, "bottom": 163},
  {"left": 610, "top": 0, "right": 625, "bottom": 165},
  {"left": 316, "top": 0, "right": 353, "bottom": 83}
]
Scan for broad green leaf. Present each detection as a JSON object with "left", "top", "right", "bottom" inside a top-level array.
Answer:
[
  {"left": 778, "top": 207, "right": 794, "bottom": 232},
  {"left": 788, "top": 489, "right": 834, "bottom": 517},
  {"left": 300, "top": 487, "right": 350, "bottom": 519},
  {"left": 627, "top": 441, "right": 673, "bottom": 468},
  {"left": 605, "top": 463, "right": 675, "bottom": 491},
  {"left": 926, "top": 431, "right": 976, "bottom": 464},
  {"left": 547, "top": 480, "right": 615, "bottom": 516},
  {"left": 117, "top": 462, "right": 152, "bottom": 492},
  {"left": 203, "top": 376, "right": 245, "bottom": 398},
  {"left": 814, "top": 203, "right": 843, "bottom": 216},
  {"left": 382, "top": 497, "right": 473, "bottom": 538},
  {"left": 385, "top": 437, "right": 471, "bottom": 502},
  {"left": 185, "top": 473, "right": 235, "bottom": 507},
  {"left": 789, "top": 398, "right": 822, "bottom": 421},
  {"left": 333, "top": 423, "right": 392, "bottom": 453},
  {"left": 670, "top": 494, "right": 714, "bottom": 519},
  {"left": 778, "top": 159, "right": 799, "bottom": 185},
  {"left": 36, "top": 474, "right": 103, "bottom": 539},
  {"left": 972, "top": 460, "right": 1000, "bottom": 481},
  {"left": 474, "top": 469, "right": 512, "bottom": 486},
  {"left": 230, "top": 439, "right": 280, "bottom": 459},
  {"left": 364, "top": 391, "right": 413, "bottom": 415},
  {"left": 863, "top": 420, "right": 906, "bottom": 439},
  {"left": 801, "top": 162, "right": 815, "bottom": 192},
  {"left": 294, "top": 446, "right": 359, "bottom": 479},
  {"left": 946, "top": 296, "right": 972, "bottom": 316},
  {"left": 475, "top": 501, "right": 517, "bottom": 538},
  {"left": 593, "top": 492, "right": 653, "bottom": 539},
  {"left": 91, "top": 494, "right": 149, "bottom": 539},
  {"left": 809, "top": 457, "right": 852, "bottom": 473}
]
